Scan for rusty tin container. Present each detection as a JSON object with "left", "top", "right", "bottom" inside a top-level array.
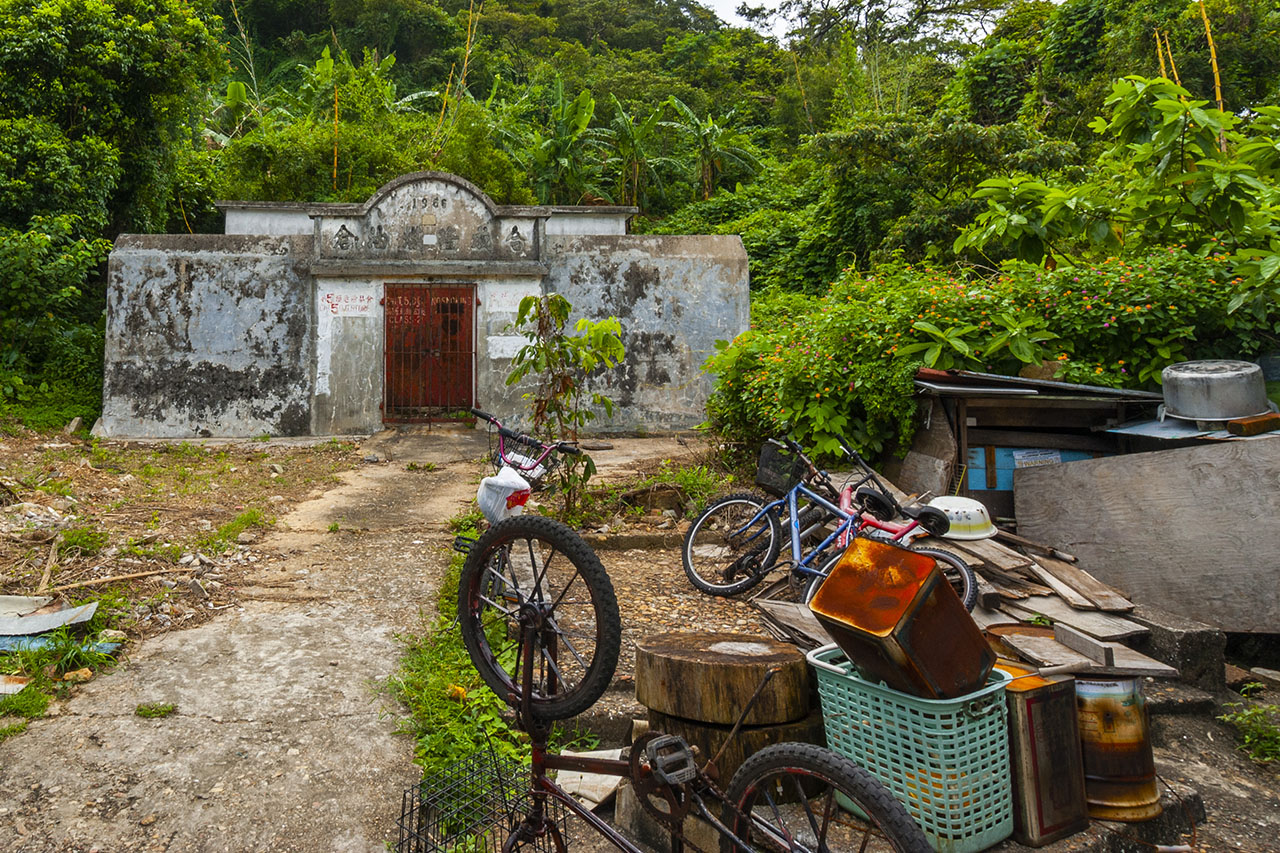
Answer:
[
  {"left": 994, "top": 660, "right": 1089, "bottom": 847},
  {"left": 1076, "top": 678, "right": 1162, "bottom": 821},
  {"left": 808, "top": 537, "right": 994, "bottom": 699}
]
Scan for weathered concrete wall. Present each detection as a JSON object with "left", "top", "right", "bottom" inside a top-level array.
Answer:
[
  {"left": 310, "top": 278, "right": 383, "bottom": 435},
  {"left": 545, "top": 234, "right": 749, "bottom": 431},
  {"left": 102, "top": 236, "right": 314, "bottom": 438}
]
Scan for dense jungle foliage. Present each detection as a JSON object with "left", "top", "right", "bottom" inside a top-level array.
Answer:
[{"left": 1, "top": 0, "right": 1278, "bottom": 453}]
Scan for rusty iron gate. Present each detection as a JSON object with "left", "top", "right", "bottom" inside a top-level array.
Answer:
[{"left": 383, "top": 283, "right": 474, "bottom": 422}]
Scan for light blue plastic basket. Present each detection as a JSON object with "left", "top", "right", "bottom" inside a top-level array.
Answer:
[{"left": 808, "top": 644, "right": 1013, "bottom": 853}]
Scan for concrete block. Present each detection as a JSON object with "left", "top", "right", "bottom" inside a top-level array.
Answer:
[{"left": 1126, "top": 604, "right": 1226, "bottom": 693}]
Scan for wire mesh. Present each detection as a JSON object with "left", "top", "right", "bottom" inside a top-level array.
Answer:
[
  {"left": 397, "top": 752, "right": 568, "bottom": 853},
  {"left": 754, "top": 443, "right": 807, "bottom": 497}
]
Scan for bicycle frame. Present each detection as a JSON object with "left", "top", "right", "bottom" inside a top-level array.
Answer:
[
  {"left": 738, "top": 482, "right": 927, "bottom": 585},
  {"left": 506, "top": 620, "right": 755, "bottom": 853}
]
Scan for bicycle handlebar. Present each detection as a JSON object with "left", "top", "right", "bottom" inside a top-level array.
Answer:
[{"left": 471, "top": 407, "right": 582, "bottom": 455}]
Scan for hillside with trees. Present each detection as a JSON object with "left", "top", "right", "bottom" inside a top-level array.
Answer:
[{"left": 1, "top": 0, "right": 1278, "bottom": 455}]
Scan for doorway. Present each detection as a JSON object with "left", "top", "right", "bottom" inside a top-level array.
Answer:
[{"left": 383, "top": 283, "right": 474, "bottom": 422}]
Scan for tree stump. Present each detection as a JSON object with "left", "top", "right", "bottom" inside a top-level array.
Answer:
[{"left": 634, "top": 632, "right": 809, "bottom": 726}]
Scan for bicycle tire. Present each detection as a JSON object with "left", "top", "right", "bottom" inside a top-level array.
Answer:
[
  {"left": 804, "top": 544, "right": 979, "bottom": 612},
  {"left": 682, "top": 493, "right": 780, "bottom": 596},
  {"left": 912, "top": 546, "right": 978, "bottom": 612},
  {"left": 457, "top": 515, "right": 620, "bottom": 721},
  {"left": 721, "top": 742, "right": 931, "bottom": 853}
]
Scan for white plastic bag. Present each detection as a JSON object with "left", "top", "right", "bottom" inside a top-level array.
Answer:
[{"left": 477, "top": 466, "right": 532, "bottom": 524}]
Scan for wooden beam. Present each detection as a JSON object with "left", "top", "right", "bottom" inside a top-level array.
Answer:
[
  {"left": 1033, "top": 556, "right": 1134, "bottom": 612},
  {"left": 1054, "top": 624, "right": 1116, "bottom": 665}
]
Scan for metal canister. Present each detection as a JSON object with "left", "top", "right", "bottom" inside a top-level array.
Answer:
[
  {"left": 808, "top": 537, "right": 994, "bottom": 699},
  {"left": 1076, "top": 678, "right": 1162, "bottom": 821},
  {"left": 995, "top": 661, "right": 1089, "bottom": 847}
]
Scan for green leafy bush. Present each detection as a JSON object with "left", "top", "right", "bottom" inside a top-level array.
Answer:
[{"left": 705, "top": 248, "right": 1278, "bottom": 456}]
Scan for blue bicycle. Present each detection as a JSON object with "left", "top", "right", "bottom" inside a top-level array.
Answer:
[{"left": 681, "top": 438, "right": 978, "bottom": 609}]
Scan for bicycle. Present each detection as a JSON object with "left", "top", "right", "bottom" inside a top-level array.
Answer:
[
  {"left": 470, "top": 407, "right": 582, "bottom": 489},
  {"left": 427, "top": 513, "right": 932, "bottom": 853},
  {"left": 681, "top": 438, "right": 977, "bottom": 609}
]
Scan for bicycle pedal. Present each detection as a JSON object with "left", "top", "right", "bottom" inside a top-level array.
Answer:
[
  {"left": 452, "top": 535, "right": 477, "bottom": 555},
  {"left": 645, "top": 735, "right": 697, "bottom": 785}
]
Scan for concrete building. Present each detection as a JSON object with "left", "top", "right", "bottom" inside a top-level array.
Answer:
[{"left": 101, "top": 172, "right": 749, "bottom": 437}]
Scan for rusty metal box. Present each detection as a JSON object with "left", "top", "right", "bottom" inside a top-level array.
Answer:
[{"left": 808, "top": 537, "right": 994, "bottom": 699}]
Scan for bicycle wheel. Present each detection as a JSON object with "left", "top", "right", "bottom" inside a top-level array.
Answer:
[
  {"left": 682, "top": 493, "right": 781, "bottom": 596},
  {"left": 912, "top": 546, "right": 978, "bottom": 612},
  {"left": 803, "top": 544, "right": 978, "bottom": 612},
  {"left": 458, "top": 515, "right": 620, "bottom": 721},
  {"left": 721, "top": 743, "right": 931, "bottom": 853}
]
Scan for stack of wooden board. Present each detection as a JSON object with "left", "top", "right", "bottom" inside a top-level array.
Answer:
[{"left": 751, "top": 524, "right": 1180, "bottom": 679}]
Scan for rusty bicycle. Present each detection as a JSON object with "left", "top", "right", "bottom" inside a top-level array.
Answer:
[{"left": 399, "top": 515, "right": 931, "bottom": 853}]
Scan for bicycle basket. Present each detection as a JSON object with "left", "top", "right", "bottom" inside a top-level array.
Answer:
[
  {"left": 755, "top": 443, "right": 806, "bottom": 497},
  {"left": 397, "top": 751, "right": 567, "bottom": 853}
]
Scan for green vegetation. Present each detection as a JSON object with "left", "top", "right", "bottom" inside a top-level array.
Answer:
[
  {"left": 135, "top": 702, "right": 178, "bottom": 718},
  {"left": 200, "top": 508, "right": 271, "bottom": 553},
  {"left": 505, "top": 294, "right": 625, "bottom": 516},
  {"left": 1220, "top": 683, "right": 1280, "bottom": 764},
  {"left": 390, "top": 509, "right": 596, "bottom": 775},
  {"left": 0, "top": 0, "right": 1277, "bottom": 472}
]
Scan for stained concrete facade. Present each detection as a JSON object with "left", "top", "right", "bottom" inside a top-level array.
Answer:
[{"left": 101, "top": 172, "right": 748, "bottom": 437}]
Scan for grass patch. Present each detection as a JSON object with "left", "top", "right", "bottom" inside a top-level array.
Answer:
[
  {"left": 60, "top": 525, "right": 109, "bottom": 558},
  {"left": 0, "top": 721, "right": 28, "bottom": 742},
  {"left": 198, "top": 508, "right": 270, "bottom": 553},
  {"left": 135, "top": 702, "right": 177, "bottom": 718},
  {"left": 327, "top": 522, "right": 340, "bottom": 533},
  {"left": 405, "top": 461, "right": 438, "bottom": 472},
  {"left": 0, "top": 686, "right": 51, "bottom": 719}
]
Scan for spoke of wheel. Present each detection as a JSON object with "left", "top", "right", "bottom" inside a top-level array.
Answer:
[
  {"left": 547, "top": 569, "right": 585, "bottom": 612},
  {"left": 789, "top": 773, "right": 831, "bottom": 853},
  {"left": 760, "top": 785, "right": 798, "bottom": 853},
  {"left": 526, "top": 538, "right": 561, "bottom": 604},
  {"left": 537, "top": 642, "right": 570, "bottom": 692},
  {"left": 542, "top": 616, "right": 591, "bottom": 670}
]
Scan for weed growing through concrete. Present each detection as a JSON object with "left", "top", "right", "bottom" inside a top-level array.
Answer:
[
  {"left": 135, "top": 702, "right": 178, "bottom": 718},
  {"left": 327, "top": 522, "right": 340, "bottom": 533}
]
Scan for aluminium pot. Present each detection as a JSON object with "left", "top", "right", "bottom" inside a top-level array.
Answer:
[{"left": 1160, "top": 360, "right": 1272, "bottom": 421}]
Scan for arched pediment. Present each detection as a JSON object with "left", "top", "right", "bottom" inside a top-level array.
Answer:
[{"left": 313, "top": 171, "right": 542, "bottom": 264}]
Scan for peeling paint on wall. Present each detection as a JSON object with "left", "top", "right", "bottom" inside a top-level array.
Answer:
[{"left": 102, "top": 175, "right": 748, "bottom": 438}]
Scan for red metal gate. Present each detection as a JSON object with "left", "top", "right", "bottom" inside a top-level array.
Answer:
[{"left": 383, "top": 283, "right": 474, "bottom": 422}]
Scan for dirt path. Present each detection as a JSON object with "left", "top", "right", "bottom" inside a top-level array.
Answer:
[{"left": 0, "top": 428, "right": 488, "bottom": 853}]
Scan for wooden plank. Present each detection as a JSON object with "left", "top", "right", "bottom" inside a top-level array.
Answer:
[
  {"left": 974, "top": 574, "right": 1004, "bottom": 609},
  {"left": 975, "top": 564, "right": 1052, "bottom": 596},
  {"left": 970, "top": 604, "right": 1016, "bottom": 629},
  {"left": 1026, "top": 561, "right": 1097, "bottom": 611},
  {"left": 967, "top": 428, "right": 1116, "bottom": 453},
  {"left": 994, "top": 631, "right": 1178, "bottom": 678},
  {"left": 1034, "top": 556, "right": 1133, "bottom": 612},
  {"left": 951, "top": 537, "right": 1033, "bottom": 571},
  {"left": 976, "top": 571, "right": 1030, "bottom": 601},
  {"left": 1015, "top": 438, "right": 1280, "bottom": 632},
  {"left": 1054, "top": 624, "right": 1115, "bottom": 665},
  {"left": 1001, "top": 595, "right": 1147, "bottom": 641},
  {"left": 751, "top": 600, "right": 834, "bottom": 650}
]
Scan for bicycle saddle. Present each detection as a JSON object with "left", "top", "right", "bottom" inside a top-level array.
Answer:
[
  {"left": 854, "top": 487, "right": 898, "bottom": 521},
  {"left": 904, "top": 505, "right": 951, "bottom": 536}
]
